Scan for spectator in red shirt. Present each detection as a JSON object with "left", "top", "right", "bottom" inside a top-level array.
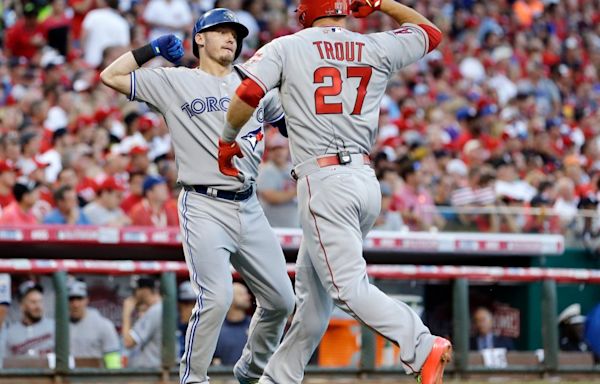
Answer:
[
  {"left": 5, "top": 3, "right": 47, "bottom": 60},
  {"left": 129, "top": 176, "right": 178, "bottom": 227},
  {"left": 0, "top": 181, "right": 40, "bottom": 225},
  {"left": 121, "top": 172, "right": 146, "bottom": 214},
  {"left": 0, "top": 160, "right": 17, "bottom": 208},
  {"left": 69, "top": 0, "right": 94, "bottom": 42}
]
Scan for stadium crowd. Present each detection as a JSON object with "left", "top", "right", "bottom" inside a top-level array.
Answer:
[{"left": 0, "top": 0, "right": 599, "bottom": 243}]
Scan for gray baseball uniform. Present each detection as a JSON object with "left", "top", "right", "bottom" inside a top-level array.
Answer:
[
  {"left": 70, "top": 307, "right": 120, "bottom": 358},
  {"left": 6, "top": 317, "right": 55, "bottom": 357},
  {"left": 0, "top": 274, "right": 11, "bottom": 368},
  {"left": 129, "top": 301, "right": 162, "bottom": 368},
  {"left": 236, "top": 24, "right": 437, "bottom": 383},
  {"left": 131, "top": 66, "right": 294, "bottom": 383}
]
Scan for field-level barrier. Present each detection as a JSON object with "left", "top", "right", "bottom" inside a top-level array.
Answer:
[{"left": 0, "top": 259, "right": 598, "bottom": 382}]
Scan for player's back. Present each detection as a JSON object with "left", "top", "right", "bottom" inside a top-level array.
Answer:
[{"left": 251, "top": 25, "right": 428, "bottom": 165}]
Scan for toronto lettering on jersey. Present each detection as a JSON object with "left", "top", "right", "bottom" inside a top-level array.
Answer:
[
  {"left": 181, "top": 97, "right": 231, "bottom": 118},
  {"left": 313, "top": 41, "right": 366, "bottom": 62}
]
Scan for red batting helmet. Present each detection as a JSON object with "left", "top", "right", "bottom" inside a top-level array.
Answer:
[{"left": 297, "top": 0, "right": 350, "bottom": 29}]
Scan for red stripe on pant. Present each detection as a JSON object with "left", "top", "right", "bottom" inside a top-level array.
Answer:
[{"left": 305, "top": 176, "right": 417, "bottom": 373}]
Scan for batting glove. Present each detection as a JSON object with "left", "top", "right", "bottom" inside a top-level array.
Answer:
[
  {"left": 350, "top": 0, "right": 381, "bottom": 18},
  {"left": 150, "top": 35, "right": 185, "bottom": 64},
  {"left": 218, "top": 139, "right": 244, "bottom": 177}
]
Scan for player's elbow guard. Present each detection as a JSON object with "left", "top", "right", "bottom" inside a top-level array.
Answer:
[
  {"left": 418, "top": 24, "right": 442, "bottom": 52},
  {"left": 236, "top": 78, "right": 265, "bottom": 108}
]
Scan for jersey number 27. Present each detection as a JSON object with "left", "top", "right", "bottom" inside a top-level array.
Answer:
[{"left": 314, "top": 66, "right": 373, "bottom": 115}]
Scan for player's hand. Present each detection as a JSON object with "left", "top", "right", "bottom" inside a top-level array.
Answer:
[
  {"left": 350, "top": 0, "right": 381, "bottom": 18},
  {"left": 150, "top": 35, "right": 185, "bottom": 64},
  {"left": 218, "top": 139, "right": 244, "bottom": 177}
]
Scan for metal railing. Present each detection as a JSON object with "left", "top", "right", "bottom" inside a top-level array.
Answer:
[{"left": 0, "top": 261, "right": 599, "bottom": 382}]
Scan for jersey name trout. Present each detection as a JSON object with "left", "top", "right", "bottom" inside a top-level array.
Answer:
[{"left": 312, "top": 41, "right": 366, "bottom": 62}]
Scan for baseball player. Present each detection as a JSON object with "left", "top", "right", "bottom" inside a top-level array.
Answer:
[
  {"left": 100, "top": 8, "right": 295, "bottom": 384},
  {"left": 0, "top": 274, "right": 11, "bottom": 368},
  {"left": 68, "top": 280, "right": 121, "bottom": 368},
  {"left": 218, "top": 0, "right": 450, "bottom": 383},
  {"left": 6, "top": 281, "right": 55, "bottom": 358},
  {"left": 122, "top": 276, "right": 162, "bottom": 368}
]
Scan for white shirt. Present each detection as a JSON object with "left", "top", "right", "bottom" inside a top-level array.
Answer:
[
  {"left": 82, "top": 8, "right": 130, "bottom": 67},
  {"left": 143, "top": 0, "right": 192, "bottom": 42},
  {"left": 39, "top": 149, "right": 62, "bottom": 183}
]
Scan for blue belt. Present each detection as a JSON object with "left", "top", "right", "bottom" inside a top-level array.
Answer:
[{"left": 183, "top": 184, "right": 253, "bottom": 201}]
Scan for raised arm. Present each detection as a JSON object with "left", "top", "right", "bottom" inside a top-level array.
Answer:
[
  {"left": 100, "top": 35, "right": 185, "bottom": 96},
  {"left": 352, "top": 0, "right": 441, "bottom": 51},
  {"left": 100, "top": 51, "right": 138, "bottom": 96}
]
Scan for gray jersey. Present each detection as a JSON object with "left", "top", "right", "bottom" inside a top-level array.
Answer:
[
  {"left": 130, "top": 67, "right": 284, "bottom": 190},
  {"left": 237, "top": 24, "right": 429, "bottom": 165},
  {"left": 70, "top": 308, "right": 120, "bottom": 358},
  {"left": 129, "top": 301, "right": 162, "bottom": 368},
  {"left": 256, "top": 162, "right": 299, "bottom": 228},
  {"left": 6, "top": 317, "right": 55, "bottom": 357},
  {"left": 0, "top": 274, "right": 11, "bottom": 367}
]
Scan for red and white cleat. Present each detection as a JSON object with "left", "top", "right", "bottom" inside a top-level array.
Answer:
[{"left": 416, "top": 337, "right": 453, "bottom": 384}]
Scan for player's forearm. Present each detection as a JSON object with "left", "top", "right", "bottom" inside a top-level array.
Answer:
[
  {"left": 100, "top": 51, "right": 138, "bottom": 96},
  {"left": 222, "top": 95, "right": 256, "bottom": 142},
  {"left": 380, "top": 0, "right": 438, "bottom": 30},
  {"left": 121, "top": 311, "right": 136, "bottom": 348}
]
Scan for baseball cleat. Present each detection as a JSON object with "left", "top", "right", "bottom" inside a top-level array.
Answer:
[{"left": 416, "top": 337, "right": 452, "bottom": 384}]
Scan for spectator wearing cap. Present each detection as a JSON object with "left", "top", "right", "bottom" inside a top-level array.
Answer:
[
  {"left": 373, "top": 181, "right": 404, "bottom": 231},
  {"left": 256, "top": 133, "right": 299, "bottom": 228},
  {"left": 68, "top": 280, "right": 121, "bottom": 368},
  {"left": 4, "top": 3, "right": 47, "bottom": 60},
  {"left": 81, "top": 0, "right": 130, "bottom": 68},
  {"left": 0, "top": 274, "right": 12, "bottom": 368},
  {"left": 120, "top": 172, "right": 146, "bottom": 214},
  {"left": 0, "top": 160, "right": 17, "bottom": 208},
  {"left": 0, "top": 181, "right": 40, "bottom": 225},
  {"left": 122, "top": 276, "right": 162, "bottom": 368},
  {"left": 558, "top": 304, "right": 590, "bottom": 352},
  {"left": 6, "top": 281, "right": 55, "bottom": 357},
  {"left": 83, "top": 177, "right": 131, "bottom": 227},
  {"left": 128, "top": 176, "right": 178, "bottom": 227},
  {"left": 176, "top": 281, "right": 196, "bottom": 358},
  {"left": 44, "top": 186, "right": 91, "bottom": 225},
  {"left": 128, "top": 146, "right": 151, "bottom": 174},
  {"left": 393, "top": 161, "right": 445, "bottom": 231},
  {"left": 213, "top": 283, "right": 252, "bottom": 366}
]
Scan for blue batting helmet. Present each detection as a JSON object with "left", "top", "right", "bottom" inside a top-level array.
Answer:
[{"left": 192, "top": 8, "right": 249, "bottom": 60}]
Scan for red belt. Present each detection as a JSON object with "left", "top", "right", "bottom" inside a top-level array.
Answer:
[{"left": 316, "top": 154, "right": 371, "bottom": 168}]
